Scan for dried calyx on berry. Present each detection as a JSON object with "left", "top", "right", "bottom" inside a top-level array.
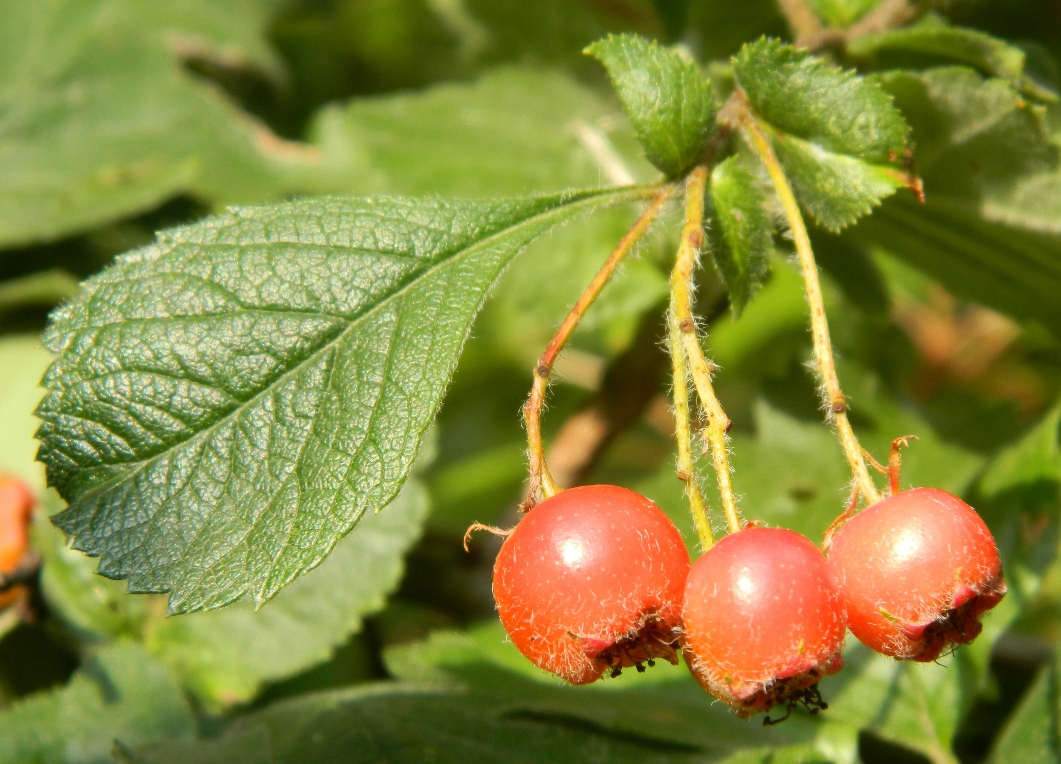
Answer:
[
  {"left": 826, "top": 487, "right": 1006, "bottom": 662},
  {"left": 491, "top": 485, "right": 690, "bottom": 685},
  {"left": 681, "top": 527, "right": 847, "bottom": 720}
]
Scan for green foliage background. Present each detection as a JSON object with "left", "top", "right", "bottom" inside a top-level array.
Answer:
[{"left": 1, "top": 0, "right": 1061, "bottom": 762}]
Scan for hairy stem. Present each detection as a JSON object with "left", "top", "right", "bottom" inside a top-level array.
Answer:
[
  {"left": 668, "top": 301, "right": 715, "bottom": 549},
  {"left": 524, "top": 187, "right": 672, "bottom": 504},
  {"left": 670, "top": 166, "right": 743, "bottom": 534},
  {"left": 733, "top": 102, "right": 882, "bottom": 506}
]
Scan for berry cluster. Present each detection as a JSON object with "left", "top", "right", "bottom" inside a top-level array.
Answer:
[{"left": 490, "top": 483, "right": 1005, "bottom": 721}]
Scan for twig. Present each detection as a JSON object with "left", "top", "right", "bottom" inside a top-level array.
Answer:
[
  {"left": 729, "top": 98, "right": 882, "bottom": 507},
  {"left": 524, "top": 187, "right": 672, "bottom": 505},
  {"left": 669, "top": 167, "right": 743, "bottom": 535}
]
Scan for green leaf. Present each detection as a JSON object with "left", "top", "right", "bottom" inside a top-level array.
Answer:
[
  {"left": 849, "top": 20, "right": 1057, "bottom": 101},
  {"left": 127, "top": 681, "right": 715, "bottom": 764},
  {"left": 36, "top": 186, "right": 649, "bottom": 613},
  {"left": 147, "top": 475, "right": 430, "bottom": 709},
  {"left": 851, "top": 68, "right": 1061, "bottom": 334},
  {"left": 0, "top": 643, "right": 194, "bottom": 764},
  {"left": 733, "top": 38, "right": 911, "bottom": 230},
  {"left": 384, "top": 621, "right": 856, "bottom": 760},
  {"left": 773, "top": 135, "right": 906, "bottom": 233},
  {"left": 33, "top": 474, "right": 430, "bottom": 709},
  {"left": 586, "top": 34, "right": 715, "bottom": 178},
  {"left": 0, "top": 0, "right": 309, "bottom": 247},
  {"left": 734, "top": 38, "right": 907, "bottom": 164},
  {"left": 709, "top": 156, "right": 773, "bottom": 314},
  {"left": 988, "top": 645, "right": 1061, "bottom": 764}
]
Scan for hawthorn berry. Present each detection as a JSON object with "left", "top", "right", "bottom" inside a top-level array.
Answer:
[
  {"left": 826, "top": 487, "right": 1005, "bottom": 662},
  {"left": 492, "top": 484, "right": 690, "bottom": 685},
  {"left": 0, "top": 476, "right": 34, "bottom": 609},
  {"left": 682, "top": 527, "right": 846, "bottom": 719}
]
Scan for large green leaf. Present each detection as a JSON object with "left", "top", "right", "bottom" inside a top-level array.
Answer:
[
  {"left": 36, "top": 186, "right": 650, "bottom": 613},
  {"left": 586, "top": 34, "right": 716, "bottom": 178},
  {"left": 0, "top": 0, "right": 308, "bottom": 247},
  {"left": 0, "top": 643, "right": 194, "bottom": 764},
  {"left": 852, "top": 67, "right": 1061, "bottom": 334},
  {"left": 732, "top": 38, "right": 910, "bottom": 231}
]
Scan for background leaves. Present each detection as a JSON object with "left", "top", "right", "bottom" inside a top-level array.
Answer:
[{"left": 0, "top": 0, "right": 308, "bottom": 248}]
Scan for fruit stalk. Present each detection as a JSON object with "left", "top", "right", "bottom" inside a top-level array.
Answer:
[
  {"left": 524, "top": 186, "right": 671, "bottom": 503},
  {"left": 669, "top": 166, "right": 743, "bottom": 534},
  {"left": 734, "top": 103, "right": 882, "bottom": 506},
  {"left": 667, "top": 303, "right": 715, "bottom": 549}
]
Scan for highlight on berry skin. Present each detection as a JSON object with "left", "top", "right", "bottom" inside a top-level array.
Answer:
[
  {"left": 490, "top": 484, "right": 690, "bottom": 685},
  {"left": 826, "top": 487, "right": 1006, "bottom": 662},
  {"left": 680, "top": 526, "right": 847, "bottom": 720}
]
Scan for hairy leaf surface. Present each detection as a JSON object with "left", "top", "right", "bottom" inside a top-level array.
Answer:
[
  {"left": 733, "top": 38, "right": 911, "bottom": 230},
  {"left": 586, "top": 33, "right": 715, "bottom": 178},
  {"left": 36, "top": 187, "right": 647, "bottom": 613},
  {"left": 709, "top": 156, "right": 772, "bottom": 314}
]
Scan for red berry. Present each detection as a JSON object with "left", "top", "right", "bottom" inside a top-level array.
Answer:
[
  {"left": 682, "top": 527, "right": 846, "bottom": 718},
  {"left": 492, "top": 485, "right": 690, "bottom": 685},
  {"left": 826, "top": 487, "right": 1005, "bottom": 662},
  {"left": 0, "top": 476, "right": 34, "bottom": 609}
]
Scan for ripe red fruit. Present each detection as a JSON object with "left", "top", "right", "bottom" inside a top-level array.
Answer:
[
  {"left": 682, "top": 527, "right": 846, "bottom": 718},
  {"left": 492, "top": 484, "right": 690, "bottom": 685},
  {"left": 0, "top": 476, "right": 35, "bottom": 609},
  {"left": 826, "top": 487, "right": 1005, "bottom": 662}
]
